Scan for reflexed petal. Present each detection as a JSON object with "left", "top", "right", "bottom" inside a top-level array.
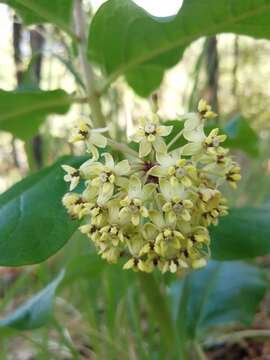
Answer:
[
  {"left": 183, "top": 113, "right": 200, "bottom": 131},
  {"left": 90, "top": 131, "right": 107, "bottom": 148},
  {"left": 149, "top": 210, "right": 165, "bottom": 228},
  {"left": 130, "top": 131, "right": 144, "bottom": 143},
  {"left": 80, "top": 161, "right": 103, "bottom": 177},
  {"left": 87, "top": 144, "right": 99, "bottom": 161},
  {"left": 159, "top": 179, "right": 173, "bottom": 201},
  {"left": 143, "top": 223, "right": 159, "bottom": 240},
  {"left": 131, "top": 214, "right": 140, "bottom": 226},
  {"left": 183, "top": 124, "right": 205, "bottom": 142},
  {"left": 153, "top": 137, "right": 167, "bottom": 154},
  {"left": 108, "top": 201, "right": 120, "bottom": 223},
  {"left": 62, "top": 165, "right": 76, "bottom": 174},
  {"left": 157, "top": 125, "right": 173, "bottom": 137},
  {"left": 103, "top": 153, "right": 115, "bottom": 169},
  {"left": 139, "top": 139, "right": 152, "bottom": 158},
  {"left": 142, "top": 183, "right": 156, "bottom": 199},
  {"left": 82, "top": 185, "right": 99, "bottom": 201},
  {"left": 147, "top": 165, "right": 167, "bottom": 177},
  {"left": 182, "top": 142, "right": 202, "bottom": 155},
  {"left": 70, "top": 177, "right": 80, "bottom": 191},
  {"left": 156, "top": 152, "right": 173, "bottom": 166},
  {"left": 115, "top": 159, "right": 130, "bottom": 175},
  {"left": 128, "top": 175, "right": 141, "bottom": 198},
  {"left": 123, "top": 258, "right": 135, "bottom": 270},
  {"left": 98, "top": 182, "right": 114, "bottom": 203},
  {"left": 115, "top": 176, "right": 129, "bottom": 188}
]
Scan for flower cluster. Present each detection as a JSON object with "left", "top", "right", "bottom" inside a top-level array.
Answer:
[{"left": 62, "top": 100, "right": 241, "bottom": 274}]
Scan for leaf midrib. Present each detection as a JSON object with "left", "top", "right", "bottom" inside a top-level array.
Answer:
[
  {"left": 0, "top": 95, "right": 72, "bottom": 123},
  {"left": 105, "top": 2, "right": 270, "bottom": 84}
]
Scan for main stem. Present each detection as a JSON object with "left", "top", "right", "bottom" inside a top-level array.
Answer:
[{"left": 73, "top": 0, "right": 106, "bottom": 128}]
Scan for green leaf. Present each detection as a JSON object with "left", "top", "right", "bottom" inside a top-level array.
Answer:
[
  {"left": 1, "top": 0, "right": 75, "bottom": 38},
  {"left": 211, "top": 206, "right": 270, "bottom": 260},
  {"left": 0, "top": 156, "right": 85, "bottom": 266},
  {"left": 0, "top": 89, "right": 72, "bottom": 140},
  {"left": 89, "top": 0, "right": 270, "bottom": 96},
  {"left": 0, "top": 270, "right": 64, "bottom": 330},
  {"left": 170, "top": 261, "right": 267, "bottom": 340},
  {"left": 224, "top": 115, "right": 259, "bottom": 157}
]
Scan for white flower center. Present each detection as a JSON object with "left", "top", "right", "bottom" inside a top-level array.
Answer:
[{"left": 144, "top": 123, "right": 156, "bottom": 134}]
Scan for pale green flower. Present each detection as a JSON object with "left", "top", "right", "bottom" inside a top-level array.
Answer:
[
  {"left": 149, "top": 151, "right": 197, "bottom": 187},
  {"left": 130, "top": 116, "right": 172, "bottom": 157},
  {"left": 62, "top": 193, "right": 91, "bottom": 219},
  {"left": 158, "top": 179, "right": 193, "bottom": 224},
  {"left": 69, "top": 119, "right": 107, "bottom": 160},
  {"left": 198, "top": 99, "right": 217, "bottom": 119},
  {"left": 149, "top": 211, "right": 185, "bottom": 258},
  {"left": 226, "top": 163, "right": 241, "bottom": 189},
  {"left": 62, "top": 165, "right": 80, "bottom": 191},
  {"left": 80, "top": 153, "right": 130, "bottom": 203},
  {"left": 182, "top": 128, "right": 227, "bottom": 156},
  {"left": 120, "top": 175, "right": 156, "bottom": 225}
]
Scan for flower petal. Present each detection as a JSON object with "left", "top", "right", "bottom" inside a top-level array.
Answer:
[
  {"left": 103, "top": 153, "right": 115, "bottom": 169},
  {"left": 157, "top": 125, "right": 173, "bottom": 137},
  {"left": 139, "top": 139, "right": 152, "bottom": 158},
  {"left": 62, "top": 165, "right": 76, "bottom": 174},
  {"left": 115, "top": 159, "right": 130, "bottom": 175},
  {"left": 182, "top": 142, "right": 202, "bottom": 156},
  {"left": 183, "top": 124, "right": 205, "bottom": 142},
  {"left": 153, "top": 137, "right": 167, "bottom": 154},
  {"left": 128, "top": 175, "right": 141, "bottom": 198},
  {"left": 98, "top": 182, "right": 114, "bottom": 203},
  {"left": 90, "top": 132, "right": 107, "bottom": 148}
]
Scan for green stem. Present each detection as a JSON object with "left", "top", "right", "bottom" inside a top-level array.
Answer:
[
  {"left": 107, "top": 138, "right": 140, "bottom": 159},
  {"left": 73, "top": 0, "right": 106, "bottom": 128},
  {"left": 193, "top": 342, "right": 208, "bottom": 360},
  {"left": 214, "top": 329, "right": 270, "bottom": 343},
  {"left": 168, "top": 129, "right": 184, "bottom": 150}
]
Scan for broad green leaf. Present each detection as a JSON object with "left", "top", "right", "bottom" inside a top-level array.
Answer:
[
  {"left": 211, "top": 207, "right": 270, "bottom": 260},
  {"left": 0, "top": 156, "right": 85, "bottom": 266},
  {"left": 0, "top": 270, "right": 64, "bottom": 330},
  {"left": 224, "top": 115, "right": 259, "bottom": 157},
  {"left": 1, "top": 0, "right": 75, "bottom": 38},
  {"left": 88, "top": 0, "right": 270, "bottom": 96},
  {"left": 0, "top": 89, "right": 72, "bottom": 140},
  {"left": 169, "top": 261, "right": 267, "bottom": 340}
]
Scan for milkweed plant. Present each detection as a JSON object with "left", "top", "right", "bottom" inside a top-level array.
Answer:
[{"left": 62, "top": 100, "right": 241, "bottom": 274}]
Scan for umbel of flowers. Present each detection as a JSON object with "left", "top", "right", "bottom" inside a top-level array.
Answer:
[{"left": 62, "top": 100, "right": 241, "bottom": 274}]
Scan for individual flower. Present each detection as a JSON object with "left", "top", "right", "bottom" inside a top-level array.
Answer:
[
  {"left": 80, "top": 153, "right": 130, "bottom": 203},
  {"left": 149, "top": 151, "right": 197, "bottom": 187},
  {"left": 62, "top": 165, "right": 80, "bottom": 191},
  {"left": 226, "top": 163, "right": 241, "bottom": 189},
  {"left": 182, "top": 128, "right": 227, "bottom": 156},
  {"left": 157, "top": 179, "right": 193, "bottom": 224},
  {"left": 197, "top": 99, "right": 217, "bottom": 119},
  {"left": 149, "top": 211, "right": 185, "bottom": 259},
  {"left": 62, "top": 193, "right": 91, "bottom": 219},
  {"left": 130, "top": 115, "right": 172, "bottom": 157},
  {"left": 182, "top": 99, "right": 216, "bottom": 143},
  {"left": 69, "top": 119, "right": 107, "bottom": 160},
  {"left": 120, "top": 175, "right": 156, "bottom": 225}
]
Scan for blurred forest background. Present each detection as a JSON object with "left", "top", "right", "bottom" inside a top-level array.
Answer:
[{"left": 1, "top": 1, "right": 270, "bottom": 359}]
